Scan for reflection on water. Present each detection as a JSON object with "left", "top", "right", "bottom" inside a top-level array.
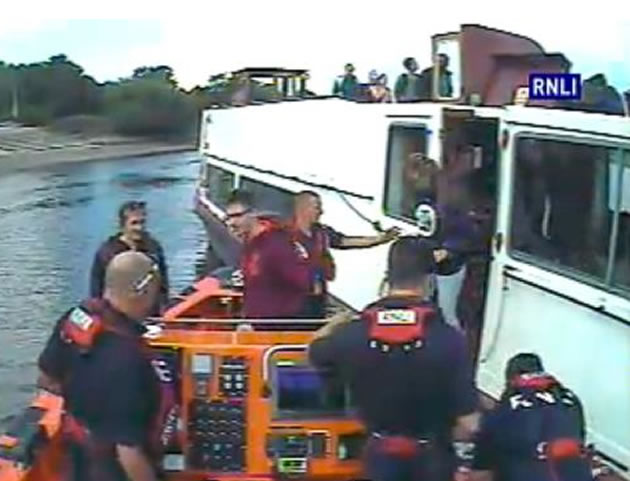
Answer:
[{"left": 0, "top": 152, "right": 206, "bottom": 418}]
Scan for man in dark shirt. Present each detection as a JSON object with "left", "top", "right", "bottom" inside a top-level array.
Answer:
[
  {"left": 421, "top": 53, "right": 453, "bottom": 98},
  {"left": 224, "top": 189, "right": 311, "bottom": 318},
  {"left": 90, "top": 200, "right": 169, "bottom": 314},
  {"left": 37, "top": 251, "right": 162, "bottom": 481},
  {"left": 471, "top": 353, "right": 593, "bottom": 481},
  {"left": 394, "top": 57, "right": 428, "bottom": 102},
  {"left": 308, "top": 237, "right": 480, "bottom": 481},
  {"left": 292, "top": 190, "right": 400, "bottom": 317}
]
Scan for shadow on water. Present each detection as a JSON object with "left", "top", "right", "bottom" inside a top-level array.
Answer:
[
  {"left": 113, "top": 173, "right": 196, "bottom": 189},
  {"left": 0, "top": 152, "right": 208, "bottom": 417},
  {"left": 0, "top": 195, "right": 94, "bottom": 216},
  {"left": 33, "top": 181, "right": 92, "bottom": 193}
]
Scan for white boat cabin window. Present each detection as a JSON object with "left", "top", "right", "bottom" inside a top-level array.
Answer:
[
  {"left": 510, "top": 136, "right": 630, "bottom": 295},
  {"left": 203, "top": 164, "right": 235, "bottom": 209},
  {"left": 383, "top": 124, "right": 429, "bottom": 222},
  {"left": 239, "top": 177, "right": 294, "bottom": 218},
  {"left": 611, "top": 149, "right": 630, "bottom": 292}
]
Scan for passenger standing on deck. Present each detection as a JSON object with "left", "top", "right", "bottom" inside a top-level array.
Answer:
[
  {"left": 90, "top": 201, "right": 169, "bottom": 314},
  {"left": 224, "top": 189, "right": 312, "bottom": 319},
  {"left": 37, "top": 251, "right": 162, "bottom": 481},
  {"left": 308, "top": 237, "right": 480, "bottom": 481},
  {"left": 471, "top": 353, "right": 593, "bottom": 481},
  {"left": 332, "top": 63, "right": 359, "bottom": 100},
  {"left": 394, "top": 57, "right": 427, "bottom": 102},
  {"left": 292, "top": 190, "right": 400, "bottom": 318}
]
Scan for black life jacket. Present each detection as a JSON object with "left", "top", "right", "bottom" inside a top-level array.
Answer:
[
  {"left": 503, "top": 373, "right": 591, "bottom": 481},
  {"left": 58, "top": 300, "right": 164, "bottom": 480}
]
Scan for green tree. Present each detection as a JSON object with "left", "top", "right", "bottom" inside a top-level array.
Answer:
[
  {"left": 132, "top": 65, "right": 177, "bottom": 87},
  {"left": 104, "top": 75, "right": 196, "bottom": 138}
]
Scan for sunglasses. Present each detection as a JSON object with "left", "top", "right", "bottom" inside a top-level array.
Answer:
[
  {"left": 133, "top": 263, "right": 160, "bottom": 293},
  {"left": 224, "top": 208, "right": 251, "bottom": 221}
]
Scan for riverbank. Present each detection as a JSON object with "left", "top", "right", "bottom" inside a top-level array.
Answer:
[{"left": 0, "top": 125, "right": 195, "bottom": 175}]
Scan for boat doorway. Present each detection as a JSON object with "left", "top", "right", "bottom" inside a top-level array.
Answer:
[{"left": 440, "top": 109, "right": 500, "bottom": 364}]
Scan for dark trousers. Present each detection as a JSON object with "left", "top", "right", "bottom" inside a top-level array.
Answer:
[
  {"left": 505, "top": 459, "right": 594, "bottom": 481},
  {"left": 363, "top": 437, "right": 454, "bottom": 481}
]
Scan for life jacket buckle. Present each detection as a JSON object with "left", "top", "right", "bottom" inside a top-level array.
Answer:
[{"left": 536, "top": 439, "right": 583, "bottom": 461}]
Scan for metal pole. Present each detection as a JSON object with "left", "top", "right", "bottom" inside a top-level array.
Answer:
[{"left": 11, "top": 69, "right": 19, "bottom": 119}]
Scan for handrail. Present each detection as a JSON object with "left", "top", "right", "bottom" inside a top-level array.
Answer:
[{"left": 147, "top": 317, "right": 327, "bottom": 325}]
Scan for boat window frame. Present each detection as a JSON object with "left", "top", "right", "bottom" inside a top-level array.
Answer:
[
  {"left": 204, "top": 163, "right": 237, "bottom": 209},
  {"left": 238, "top": 175, "right": 295, "bottom": 218},
  {"left": 507, "top": 131, "right": 630, "bottom": 299},
  {"left": 382, "top": 121, "right": 430, "bottom": 225}
]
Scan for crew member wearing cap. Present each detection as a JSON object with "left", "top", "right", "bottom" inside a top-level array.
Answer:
[
  {"left": 292, "top": 190, "right": 400, "bottom": 318},
  {"left": 471, "top": 353, "right": 593, "bottom": 481},
  {"left": 308, "top": 237, "right": 480, "bottom": 481},
  {"left": 37, "top": 251, "right": 163, "bottom": 481},
  {"left": 224, "top": 189, "right": 311, "bottom": 319},
  {"left": 90, "top": 201, "right": 169, "bottom": 314}
]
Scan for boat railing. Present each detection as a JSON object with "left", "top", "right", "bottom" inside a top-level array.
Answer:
[{"left": 146, "top": 316, "right": 332, "bottom": 333}]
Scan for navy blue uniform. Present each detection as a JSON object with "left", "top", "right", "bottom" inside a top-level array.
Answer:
[
  {"left": 309, "top": 297, "right": 478, "bottom": 481},
  {"left": 473, "top": 374, "right": 593, "bottom": 481},
  {"left": 38, "top": 299, "right": 161, "bottom": 481}
]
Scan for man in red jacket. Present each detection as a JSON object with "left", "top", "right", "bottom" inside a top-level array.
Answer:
[{"left": 225, "top": 189, "right": 311, "bottom": 319}]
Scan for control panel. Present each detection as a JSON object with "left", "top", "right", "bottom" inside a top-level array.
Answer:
[
  {"left": 219, "top": 356, "right": 248, "bottom": 398},
  {"left": 147, "top": 333, "right": 366, "bottom": 481},
  {"left": 185, "top": 353, "right": 250, "bottom": 473},
  {"left": 187, "top": 399, "right": 246, "bottom": 472}
]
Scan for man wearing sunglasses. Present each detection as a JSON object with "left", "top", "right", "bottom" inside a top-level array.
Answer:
[
  {"left": 90, "top": 201, "right": 169, "bottom": 315},
  {"left": 224, "top": 189, "right": 311, "bottom": 319},
  {"left": 37, "top": 251, "right": 163, "bottom": 481}
]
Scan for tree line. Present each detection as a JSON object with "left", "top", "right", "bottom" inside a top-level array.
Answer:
[{"left": 0, "top": 55, "right": 279, "bottom": 140}]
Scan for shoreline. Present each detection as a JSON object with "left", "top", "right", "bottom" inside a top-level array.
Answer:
[{"left": 0, "top": 141, "right": 196, "bottom": 176}]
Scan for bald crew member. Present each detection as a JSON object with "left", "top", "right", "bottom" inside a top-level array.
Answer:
[
  {"left": 291, "top": 190, "right": 400, "bottom": 317},
  {"left": 37, "top": 251, "right": 162, "bottom": 481}
]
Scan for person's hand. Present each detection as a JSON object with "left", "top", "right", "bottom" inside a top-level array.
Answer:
[
  {"left": 313, "top": 311, "right": 354, "bottom": 340},
  {"left": 433, "top": 248, "right": 449, "bottom": 263},
  {"left": 381, "top": 227, "right": 401, "bottom": 242}
]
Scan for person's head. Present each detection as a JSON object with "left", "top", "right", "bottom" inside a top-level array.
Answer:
[
  {"left": 344, "top": 63, "right": 355, "bottom": 75},
  {"left": 505, "top": 353, "right": 545, "bottom": 382},
  {"left": 224, "top": 189, "right": 258, "bottom": 241},
  {"left": 513, "top": 85, "right": 529, "bottom": 106},
  {"left": 118, "top": 201, "right": 147, "bottom": 242},
  {"left": 403, "top": 57, "right": 418, "bottom": 73},
  {"left": 377, "top": 73, "right": 388, "bottom": 86},
  {"left": 368, "top": 69, "right": 379, "bottom": 83},
  {"left": 437, "top": 53, "right": 449, "bottom": 69},
  {"left": 103, "top": 251, "right": 161, "bottom": 320},
  {"left": 404, "top": 153, "right": 438, "bottom": 186},
  {"left": 387, "top": 236, "right": 435, "bottom": 297},
  {"left": 294, "top": 190, "right": 323, "bottom": 227}
]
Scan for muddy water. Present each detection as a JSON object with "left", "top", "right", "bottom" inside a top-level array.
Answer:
[{"left": 0, "top": 152, "right": 207, "bottom": 418}]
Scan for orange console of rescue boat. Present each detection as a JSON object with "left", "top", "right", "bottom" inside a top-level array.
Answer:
[{"left": 0, "top": 275, "right": 366, "bottom": 481}]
